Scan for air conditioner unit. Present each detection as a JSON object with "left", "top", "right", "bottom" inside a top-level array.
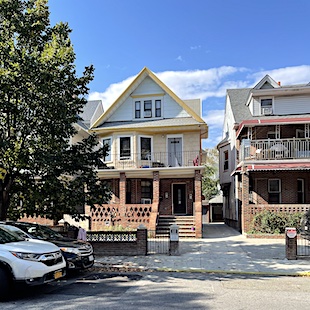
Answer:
[
  {"left": 262, "top": 107, "right": 273, "bottom": 115},
  {"left": 141, "top": 198, "right": 152, "bottom": 204},
  {"left": 144, "top": 110, "right": 152, "bottom": 117}
]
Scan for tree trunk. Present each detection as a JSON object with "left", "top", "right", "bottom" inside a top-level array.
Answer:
[{"left": 0, "top": 176, "right": 13, "bottom": 221}]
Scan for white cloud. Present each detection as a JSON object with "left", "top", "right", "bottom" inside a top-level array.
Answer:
[
  {"left": 176, "top": 55, "right": 183, "bottom": 62},
  {"left": 250, "top": 65, "right": 310, "bottom": 86},
  {"left": 190, "top": 45, "right": 201, "bottom": 50},
  {"left": 203, "top": 109, "right": 225, "bottom": 129},
  {"left": 88, "top": 75, "right": 135, "bottom": 111},
  {"left": 88, "top": 64, "right": 310, "bottom": 115},
  {"left": 88, "top": 66, "right": 248, "bottom": 111},
  {"left": 156, "top": 66, "right": 248, "bottom": 100}
]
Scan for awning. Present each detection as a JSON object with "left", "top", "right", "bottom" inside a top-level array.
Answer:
[{"left": 232, "top": 162, "right": 310, "bottom": 175}]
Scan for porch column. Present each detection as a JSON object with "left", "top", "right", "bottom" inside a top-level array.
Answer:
[
  {"left": 194, "top": 170, "right": 202, "bottom": 238},
  {"left": 152, "top": 171, "right": 160, "bottom": 205},
  {"left": 150, "top": 171, "right": 160, "bottom": 231},
  {"left": 119, "top": 172, "right": 126, "bottom": 205},
  {"left": 241, "top": 168, "right": 250, "bottom": 233}
]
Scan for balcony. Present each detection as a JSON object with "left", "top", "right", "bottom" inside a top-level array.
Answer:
[
  {"left": 240, "top": 138, "right": 310, "bottom": 161},
  {"left": 99, "top": 151, "right": 202, "bottom": 170}
]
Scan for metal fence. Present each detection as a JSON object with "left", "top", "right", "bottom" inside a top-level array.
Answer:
[
  {"left": 297, "top": 234, "right": 310, "bottom": 258},
  {"left": 147, "top": 230, "right": 169, "bottom": 254}
]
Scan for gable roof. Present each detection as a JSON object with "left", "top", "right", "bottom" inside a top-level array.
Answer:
[
  {"left": 90, "top": 67, "right": 206, "bottom": 128},
  {"left": 253, "top": 74, "right": 280, "bottom": 90}
]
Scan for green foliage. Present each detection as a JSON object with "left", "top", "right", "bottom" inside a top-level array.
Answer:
[
  {"left": 202, "top": 148, "right": 219, "bottom": 200},
  {"left": 249, "top": 210, "right": 303, "bottom": 234},
  {"left": 0, "top": 0, "right": 110, "bottom": 221}
]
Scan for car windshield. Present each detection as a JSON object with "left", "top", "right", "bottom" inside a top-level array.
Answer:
[
  {"left": 0, "top": 225, "right": 28, "bottom": 240},
  {"left": 0, "top": 227, "right": 24, "bottom": 244},
  {"left": 17, "top": 223, "right": 64, "bottom": 240}
]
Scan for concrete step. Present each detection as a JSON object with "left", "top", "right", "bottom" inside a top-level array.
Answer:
[{"left": 156, "top": 215, "right": 196, "bottom": 238}]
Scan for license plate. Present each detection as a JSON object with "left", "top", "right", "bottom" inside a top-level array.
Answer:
[
  {"left": 89, "top": 255, "right": 94, "bottom": 261},
  {"left": 54, "top": 270, "right": 63, "bottom": 279}
]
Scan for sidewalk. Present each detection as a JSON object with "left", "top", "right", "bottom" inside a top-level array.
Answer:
[{"left": 94, "top": 223, "right": 310, "bottom": 276}]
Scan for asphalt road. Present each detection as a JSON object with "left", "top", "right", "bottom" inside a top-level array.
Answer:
[{"left": 2, "top": 269, "right": 310, "bottom": 310}]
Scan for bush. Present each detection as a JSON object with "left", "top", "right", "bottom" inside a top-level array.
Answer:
[{"left": 249, "top": 210, "right": 303, "bottom": 234}]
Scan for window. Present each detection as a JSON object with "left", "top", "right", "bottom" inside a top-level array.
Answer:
[
  {"left": 155, "top": 100, "right": 161, "bottom": 117},
  {"left": 261, "top": 98, "right": 273, "bottom": 115},
  {"left": 102, "top": 138, "right": 112, "bottom": 161},
  {"left": 297, "top": 179, "right": 305, "bottom": 203},
  {"left": 224, "top": 151, "right": 229, "bottom": 170},
  {"left": 268, "top": 179, "right": 281, "bottom": 203},
  {"left": 120, "top": 137, "right": 131, "bottom": 159},
  {"left": 141, "top": 180, "right": 152, "bottom": 199},
  {"left": 126, "top": 180, "right": 131, "bottom": 204},
  {"left": 140, "top": 137, "right": 152, "bottom": 160},
  {"left": 135, "top": 101, "right": 141, "bottom": 118},
  {"left": 133, "top": 98, "right": 162, "bottom": 119},
  {"left": 144, "top": 100, "right": 152, "bottom": 118}
]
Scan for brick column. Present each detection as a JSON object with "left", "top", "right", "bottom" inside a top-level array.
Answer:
[
  {"left": 241, "top": 168, "right": 250, "bottom": 233},
  {"left": 120, "top": 172, "right": 126, "bottom": 205},
  {"left": 136, "top": 225, "right": 148, "bottom": 255},
  {"left": 194, "top": 170, "right": 202, "bottom": 238},
  {"left": 150, "top": 171, "right": 160, "bottom": 231},
  {"left": 152, "top": 171, "right": 159, "bottom": 205},
  {"left": 285, "top": 228, "right": 297, "bottom": 260}
]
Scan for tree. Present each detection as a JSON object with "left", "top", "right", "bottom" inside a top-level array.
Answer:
[
  {"left": 0, "top": 0, "right": 110, "bottom": 221},
  {"left": 202, "top": 148, "right": 219, "bottom": 201}
]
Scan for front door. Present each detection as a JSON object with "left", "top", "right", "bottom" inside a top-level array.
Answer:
[
  {"left": 168, "top": 137, "right": 182, "bottom": 167},
  {"left": 173, "top": 184, "right": 186, "bottom": 214}
]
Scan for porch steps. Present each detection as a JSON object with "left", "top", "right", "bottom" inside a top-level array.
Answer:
[{"left": 156, "top": 215, "right": 196, "bottom": 238}]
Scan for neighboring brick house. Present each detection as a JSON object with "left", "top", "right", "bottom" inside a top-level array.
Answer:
[
  {"left": 77, "top": 67, "right": 208, "bottom": 237},
  {"left": 217, "top": 75, "right": 310, "bottom": 233}
]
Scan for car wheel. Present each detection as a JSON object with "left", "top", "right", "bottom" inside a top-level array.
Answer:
[{"left": 0, "top": 267, "right": 10, "bottom": 300}]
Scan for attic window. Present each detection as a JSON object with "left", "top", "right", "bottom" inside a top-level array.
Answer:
[
  {"left": 144, "top": 100, "right": 152, "bottom": 118},
  {"left": 135, "top": 101, "right": 141, "bottom": 118},
  {"left": 261, "top": 98, "right": 273, "bottom": 115}
]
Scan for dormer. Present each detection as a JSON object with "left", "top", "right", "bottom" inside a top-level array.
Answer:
[{"left": 246, "top": 75, "right": 280, "bottom": 116}]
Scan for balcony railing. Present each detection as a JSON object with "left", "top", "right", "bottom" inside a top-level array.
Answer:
[
  {"left": 240, "top": 138, "right": 310, "bottom": 161},
  {"left": 99, "top": 151, "right": 202, "bottom": 170}
]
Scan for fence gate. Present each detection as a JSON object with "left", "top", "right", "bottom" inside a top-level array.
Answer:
[
  {"left": 297, "top": 234, "right": 310, "bottom": 258},
  {"left": 147, "top": 230, "right": 169, "bottom": 254}
]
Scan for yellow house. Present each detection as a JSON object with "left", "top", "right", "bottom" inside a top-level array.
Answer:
[{"left": 78, "top": 67, "right": 208, "bottom": 237}]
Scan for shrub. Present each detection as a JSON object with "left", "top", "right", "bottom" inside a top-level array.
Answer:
[{"left": 249, "top": 210, "right": 303, "bottom": 234}]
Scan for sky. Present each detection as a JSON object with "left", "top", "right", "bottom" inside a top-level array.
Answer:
[{"left": 48, "top": 0, "right": 310, "bottom": 149}]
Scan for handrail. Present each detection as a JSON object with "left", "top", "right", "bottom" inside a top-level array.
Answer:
[{"left": 240, "top": 138, "right": 310, "bottom": 160}]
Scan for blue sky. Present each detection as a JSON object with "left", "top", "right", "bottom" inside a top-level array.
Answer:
[{"left": 48, "top": 0, "right": 310, "bottom": 149}]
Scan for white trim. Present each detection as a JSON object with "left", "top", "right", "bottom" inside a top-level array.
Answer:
[
  {"left": 139, "top": 135, "right": 153, "bottom": 161},
  {"left": 260, "top": 97, "right": 274, "bottom": 115},
  {"left": 102, "top": 136, "right": 113, "bottom": 162},
  {"left": 132, "top": 96, "right": 163, "bottom": 120},
  {"left": 118, "top": 135, "right": 133, "bottom": 160}
]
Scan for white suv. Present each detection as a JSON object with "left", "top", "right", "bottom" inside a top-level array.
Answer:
[{"left": 0, "top": 226, "right": 66, "bottom": 300}]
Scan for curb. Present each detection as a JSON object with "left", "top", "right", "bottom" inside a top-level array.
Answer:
[{"left": 93, "top": 262, "right": 310, "bottom": 277}]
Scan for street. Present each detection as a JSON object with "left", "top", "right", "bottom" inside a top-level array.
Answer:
[{"left": 1, "top": 269, "right": 310, "bottom": 310}]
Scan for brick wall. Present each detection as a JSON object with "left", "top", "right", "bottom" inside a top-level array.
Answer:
[
  {"left": 89, "top": 227, "right": 147, "bottom": 256},
  {"left": 159, "top": 178, "right": 194, "bottom": 215}
]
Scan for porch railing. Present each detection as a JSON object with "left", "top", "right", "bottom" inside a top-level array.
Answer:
[
  {"left": 99, "top": 151, "right": 202, "bottom": 169},
  {"left": 240, "top": 138, "right": 310, "bottom": 161}
]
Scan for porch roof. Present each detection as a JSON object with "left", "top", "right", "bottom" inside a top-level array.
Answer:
[{"left": 231, "top": 162, "right": 310, "bottom": 175}]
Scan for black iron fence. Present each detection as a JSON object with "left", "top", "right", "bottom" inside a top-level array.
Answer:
[
  {"left": 147, "top": 230, "right": 169, "bottom": 254},
  {"left": 297, "top": 234, "right": 310, "bottom": 258}
]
